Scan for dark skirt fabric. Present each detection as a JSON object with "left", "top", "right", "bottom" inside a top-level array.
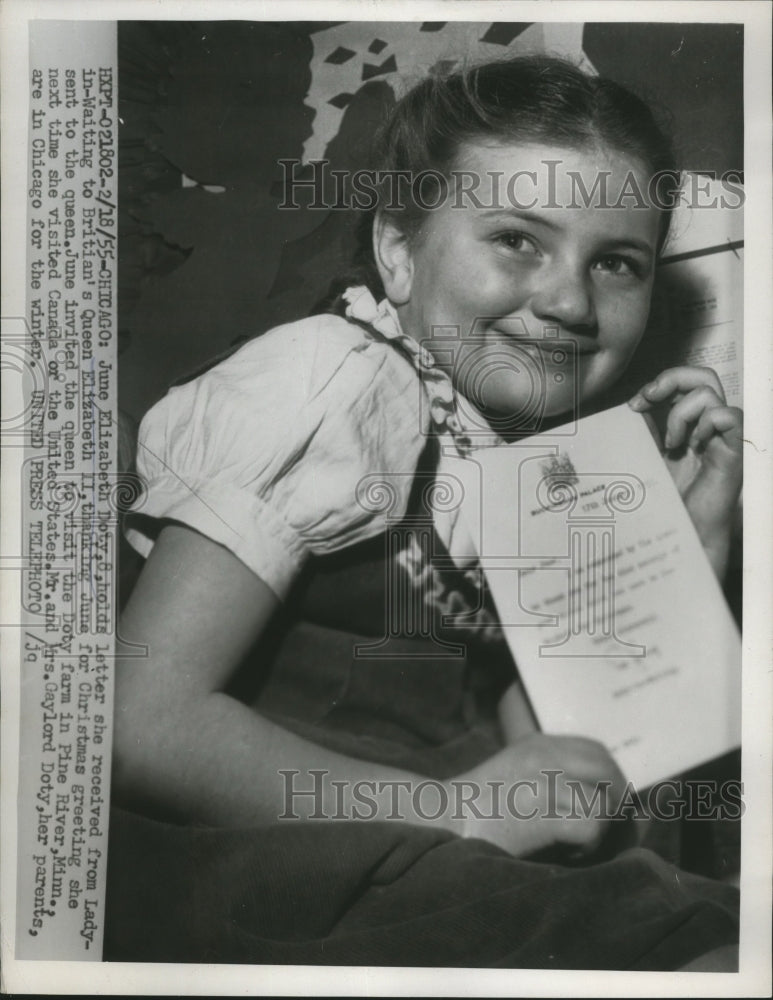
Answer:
[
  {"left": 105, "top": 537, "right": 739, "bottom": 968},
  {"left": 105, "top": 808, "right": 738, "bottom": 968}
]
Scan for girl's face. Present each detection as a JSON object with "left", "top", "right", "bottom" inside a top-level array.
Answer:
[{"left": 390, "top": 141, "right": 661, "bottom": 428}]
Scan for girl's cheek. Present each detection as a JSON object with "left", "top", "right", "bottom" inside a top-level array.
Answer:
[
  {"left": 601, "top": 292, "right": 649, "bottom": 343},
  {"left": 484, "top": 267, "right": 531, "bottom": 308}
]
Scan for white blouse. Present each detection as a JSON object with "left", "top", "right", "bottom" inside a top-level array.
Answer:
[{"left": 125, "top": 289, "right": 458, "bottom": 600}]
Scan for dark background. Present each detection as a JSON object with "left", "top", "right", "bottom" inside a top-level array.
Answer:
[{"left": 117, "top": 20, "right": 743, "bottom": 422}]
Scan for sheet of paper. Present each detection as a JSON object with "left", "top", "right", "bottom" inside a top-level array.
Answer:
[
  {"left": 449, "top": 404, "right": 741, "bottom": 789},
  {"left": 664, "top": 174, "right": 743, "bottom": 256},
  {"left": 623, "top": 175, "right": 744, "bottom": 407},
  {"left": 636, "top": 246, "right": 744, "bottom": 407},
  {"left": 661, "top": 247, "right": 743, "bottom": 406}
]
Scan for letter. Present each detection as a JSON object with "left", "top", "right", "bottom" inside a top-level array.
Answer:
[
  {"left": 505, "top": 779, "right": 539, "bottom": 821},
  {"left": 505, "top": 169, "right": 538, "bottom": 210},
  {"left": 327, "top": 168, "right": 350, "bottom": 211},
  {"left": 718, "top": 780, "right": 745, "bottom": 820},
  {"left": 277, "top": 768, "right": 327, "bottom": 819},
  {"left": 611, "top": 170, "right": 649, "bottom": 210},
  {"left": 411, "top": 169, "right": 447, "bottom": 211},
  {"left": 351, "top": 780, "right": 379, "bottom": 820},
  {"left": 720, "top": 171, "right": 745, "bottom": 209},
  {"left": 690, "top": 171, "right": 719, "bottom": 210},
  {"left": 686, "top": 779, "right": 717, "bottom": 819},
  {"left": 608, "top": 780, "right": 648, "bottom": 821},
  {"left": 329, "top": 779, "right": 349, "bottom": 819},
  {"left": 412, "top": 779, "right": 449, "bottom": 821},
  {"left": 377, "top": 779, "right": 412, "bottom": 819},
  {"left": 565, "top": 778, "right": 614, "bottom": 820},
  {"left": 276, "top": 158, "right": 328, "bottom": 210},
  {"left": 541, "top": 768, "right": 562, "bottom": 819},
  {"left": 451, "top": 169, "right": 486, "bottom": 210},
  {"left": 648, "top": 169, "right": 682, "bottom": 210},
  {"left": 646, "top": 779, "right": 685, "bottom": 821},
  {"left": 449, "top": 779, "right": 488, "bottom": 820},
  {"left": 567, "top": 169, "right": 610, "bottom": 210},
  {"left": 350, "top": 169, "right": 378, "bottom": 211},
  {"left": 542, "top": 159, "right": 561, "bottom": 209},
  {"left": 377, "top": 169, "right": 412, "bottom": 211}
]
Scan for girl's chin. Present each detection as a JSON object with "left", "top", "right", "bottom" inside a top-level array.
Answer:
[
  {"left": 456, "top": 388, "right": 580, "bottom": 439},
  {"left": 454, "top": 363, "right": 620, "bottom": 435}
]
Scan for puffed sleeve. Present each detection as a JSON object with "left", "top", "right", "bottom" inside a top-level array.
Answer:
[{"left": 124, "top": 313, "right": 428, "bottom": 600}]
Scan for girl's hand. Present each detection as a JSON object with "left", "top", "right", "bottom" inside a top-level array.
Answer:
[
  {"left": 628, "top": 366, "right": 743, "bottom": 579},
  {"left": 445, "top": 734, "right": 633, "bottom": 861}
]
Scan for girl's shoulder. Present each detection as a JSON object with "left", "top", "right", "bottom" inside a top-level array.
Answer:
[
  {"left": 138, "top": 308, "right": 430, "bottom": 484},
  {"left": 129, "top": 310, "right": 432, "bottom": 594},
  {"left": 211, "top": 309, "right": 420, "bottom": 408}
]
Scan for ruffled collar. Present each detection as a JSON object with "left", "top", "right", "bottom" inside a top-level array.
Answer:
[{"left": 342, "top": 285, "right": 500, "bottom": 456}]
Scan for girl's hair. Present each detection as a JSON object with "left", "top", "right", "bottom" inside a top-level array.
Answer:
[{"left": 318, "top": 54, "right": 678, "bottom": 310}]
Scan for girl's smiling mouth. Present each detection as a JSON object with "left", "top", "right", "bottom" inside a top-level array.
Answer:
[{"left": 488, "top": 328, "right": 601, "bottom": 357}]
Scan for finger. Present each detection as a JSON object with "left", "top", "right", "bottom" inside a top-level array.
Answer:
[
  {"left": 513, "top": 734, "right": 628, "bottom": 800},
  {"left": 546, "top": 735, "right": 626, "bottom": 786},
  {"left": 689, "top": 405, "right": 744, "bottom": 452},
  {"left": 663, "top": 385, "right": 726, "bottom": 450},
  {"left": 498, "top": 681, "right": 539, "bottom": 743},
  {"left": 510, "top": 734, "right": 608, "bottom": 784},
  {"left": 552, "top": 811, "right": 605, "bottom": 851},
  {"left": 629, "top": 366, "right": 725, "bottom": 411}
]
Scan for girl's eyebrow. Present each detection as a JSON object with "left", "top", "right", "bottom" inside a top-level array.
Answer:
[
  {"left": 600, "top": 237, "right": 656, "bottom": 257},
  {"left": 478, "top": 209, "right": 561, "bottom": 231},
  {"left": 478, "top": 209, "right": 656, "bottom": 257}
]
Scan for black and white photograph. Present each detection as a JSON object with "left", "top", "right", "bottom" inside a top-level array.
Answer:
[{"left": 1, "top": 1, "right": 771, "bottom": 995}]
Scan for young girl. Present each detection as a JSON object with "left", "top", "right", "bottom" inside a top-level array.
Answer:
[{"left": 107, "top": 55, "right": 742, "bottom": 969}]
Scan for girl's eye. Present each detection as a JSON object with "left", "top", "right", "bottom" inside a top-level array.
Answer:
[
  {"left": 494, "top": 231, "right": 540, "bottom": 255},
  {"left": 594, "top": 254, "right": 641, "bottom": 278}
]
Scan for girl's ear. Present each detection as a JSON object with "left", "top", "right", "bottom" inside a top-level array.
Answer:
[{"left": 373, "top": 210, "right": 413, "bottom": 305}]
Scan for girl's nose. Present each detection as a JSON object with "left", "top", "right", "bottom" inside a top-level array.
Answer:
[{"left": 530, "top": 264, "right": 597, "bottom": 331}]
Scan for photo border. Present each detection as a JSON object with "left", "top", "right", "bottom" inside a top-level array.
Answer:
[{"left": 1, "top": 0, "right": 770, "bottom": 995}]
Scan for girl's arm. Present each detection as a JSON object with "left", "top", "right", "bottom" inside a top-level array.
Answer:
[
  {"left": 114, "top": 523, "right": 449, "bottom": 829},
  {"left": 114, "top": 523, "right": 625, "bottom": 857}
]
